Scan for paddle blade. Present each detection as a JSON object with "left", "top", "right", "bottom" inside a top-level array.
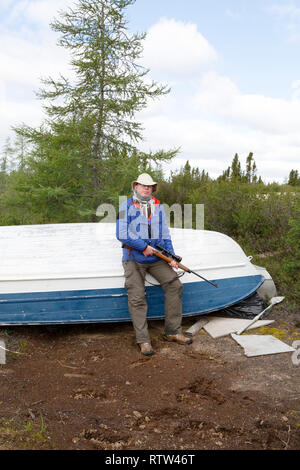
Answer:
[{"left": 270, "top": 296, "right": 285, "bottom": 305}]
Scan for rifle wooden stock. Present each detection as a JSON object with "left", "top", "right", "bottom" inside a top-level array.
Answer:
[{"left": 122, "top": 244, "right": 218, "bottom": 288}]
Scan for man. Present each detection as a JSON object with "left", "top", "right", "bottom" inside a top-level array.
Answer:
[{"left": 116, "top": 173, "right": 192, "bottom": 356}]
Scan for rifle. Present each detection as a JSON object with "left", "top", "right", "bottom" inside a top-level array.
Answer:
[{"left": 122, "top": 244, "right": 218, "bottom": 288}]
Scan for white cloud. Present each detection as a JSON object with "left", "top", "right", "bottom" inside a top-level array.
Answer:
[
  {"left": 138, "top": 67, "right": 300, "bottom": 182},
  {"left": 141, "top": 18, "right": 217, "bottom": 77},
  {"left": 21, "top": 0, "right": 65, "bottom": 25},
  {"left": 291, "top": 79, "right": 300, "bottom": 100},
  {"left": 0, "top": 0, "right": 75, "bottom": 90},
  {"left": 1, "top": 0, "right": 14, "bottom": 8},
  {"left": 5, "top": 0, "right": 73, "bottom": 28},
  {"left": 140, "top": 111, "right": 300, "bottom": 182},
  {"left": 225, "top": 9, "right": 241, "bottom": 20},
  {"left": 268, "top": 4, "right": 300, "bottom": 18},
  {"left": 0, "top": 0, "right": 74, "bottom": 146},
  {"left": 0, "top": 33, "right": 71, "bottom": 88},
  {"left": 193, "top": 71, "right": 300, "bottom": 134},
  {"left": 268, "top": 3, "right": 300, "bottom": 42}
]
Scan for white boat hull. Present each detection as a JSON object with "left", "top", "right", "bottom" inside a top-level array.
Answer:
[{"left": 0, "top": 223, "right": 264, "bottom": 325}]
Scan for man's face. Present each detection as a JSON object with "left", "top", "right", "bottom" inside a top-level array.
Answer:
[{"left": 135, "top": 183, "right": 153, "bottom": 198}]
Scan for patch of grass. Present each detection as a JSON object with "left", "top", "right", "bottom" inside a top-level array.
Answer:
[
  {"left": 16, "top": 340, "right": 31, "bottom": 354},
  {"left": 0, "top": 414, "right": 51, "bottom": 450}
]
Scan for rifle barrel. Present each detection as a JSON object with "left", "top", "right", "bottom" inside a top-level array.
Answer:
[{"left": 185, "top": 268, "right": 218, "bottom": 288}]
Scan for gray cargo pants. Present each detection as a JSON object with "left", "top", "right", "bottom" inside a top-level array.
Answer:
[{"left": 123, "top": 259, "right": 183, "bottom": 344}]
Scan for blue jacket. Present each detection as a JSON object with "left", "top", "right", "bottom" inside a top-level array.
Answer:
[{"left": 116, "top": 197, "right": 175, "bottom": 264}]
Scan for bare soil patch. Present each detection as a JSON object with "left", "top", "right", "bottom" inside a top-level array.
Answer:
[{"left": 0, "top": 305, "right": 299, "bottom": 451}]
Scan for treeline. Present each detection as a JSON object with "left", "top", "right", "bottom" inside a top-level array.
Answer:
[
  {"left": 155, "top": 157, "right": 299, "bottom": 302},
  {"left": 156, "top": 157, "right": 299, "bottom": 253},
  {"left": 0, "top": 140, "right": 299, "bottom": 258}
]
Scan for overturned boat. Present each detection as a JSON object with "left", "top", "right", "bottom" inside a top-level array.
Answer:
[{"left": 0, "top": 223, "right": 267, "bottom": 325}]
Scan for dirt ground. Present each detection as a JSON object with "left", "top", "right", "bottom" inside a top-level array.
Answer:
[{"left": 0, "top": 304, "right": 299, "bottom": 451}]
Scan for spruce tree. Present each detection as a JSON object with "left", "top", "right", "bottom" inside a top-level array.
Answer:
[
  {"left": 245, "top": 152, "right": 257, "bottom": 183},
  {"left": 288, "top": 169, "right": 300, "bottom": 186},
  {"left": 230, "top": 153, "right": 242, "bottom": 182}
]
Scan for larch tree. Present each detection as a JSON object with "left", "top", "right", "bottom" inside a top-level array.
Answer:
[{"left": 11, "top": 0, "right": 177, "bottom": 223}]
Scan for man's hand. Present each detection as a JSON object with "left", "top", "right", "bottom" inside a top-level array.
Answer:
[
  {"left": 169, "top": 260, "right": 179, "bottom": 269},
  {"left": 143, "top": 246, "right": 179, "bottom": 268},
  {"left": 143, "top": 246, "right": 156, "bottom": 257}
]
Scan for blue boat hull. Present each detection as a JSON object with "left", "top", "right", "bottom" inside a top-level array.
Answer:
[{"left": 0, "top": 275, "right": 264, "bottom": 325}]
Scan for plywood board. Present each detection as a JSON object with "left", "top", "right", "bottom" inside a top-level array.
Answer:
[
  {"left": 0, "top": 341, "right": 6, "bottom": 364},
  {"left": 231, "top": 334, "right": 295, "bottom": 357},
  {"left": 203, "top": 316, "right": 274, "bottom": 338},
  {"left": 186, "top": 318, "right": 209, "bottom": 336}
]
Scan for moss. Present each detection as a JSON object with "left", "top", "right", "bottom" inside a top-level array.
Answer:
[
  {"left": 287, "top": 329, "right": 300, "bottom": 341},
  {"left": 246, "top": 325, "right": 300, "bottom": 341}
]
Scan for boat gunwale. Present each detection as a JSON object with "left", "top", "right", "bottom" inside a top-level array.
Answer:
[{"left": 0, "top": 262, "right": 250, "bottom": 282}]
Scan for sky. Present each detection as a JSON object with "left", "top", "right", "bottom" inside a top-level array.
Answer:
[{"left": 1, "top": 0, "right": 300, "bottom": 183}]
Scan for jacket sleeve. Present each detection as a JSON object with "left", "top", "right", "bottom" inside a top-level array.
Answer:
[
  {"left": 160, "top": 204, "right": 175, "bottom": 255},
  {"left": 116, "top": 200, "right": 148, "bottom": 252}
]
